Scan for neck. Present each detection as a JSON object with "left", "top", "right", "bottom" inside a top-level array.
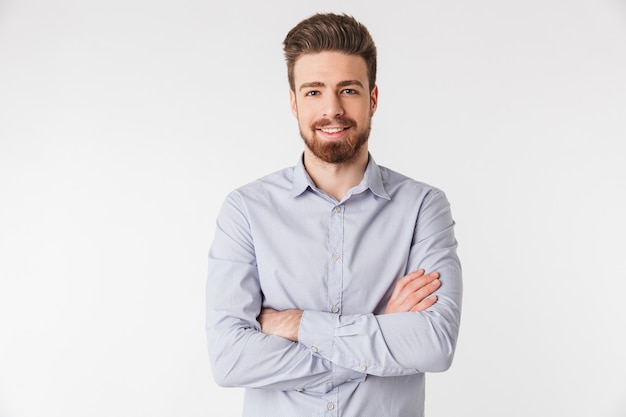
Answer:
[{"left": 303, "top": 147, "right": 369, "bottom": 201}]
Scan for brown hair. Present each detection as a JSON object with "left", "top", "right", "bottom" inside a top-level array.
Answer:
[{"left": 283, "top": 13, "right": 377, "bottom": 92}]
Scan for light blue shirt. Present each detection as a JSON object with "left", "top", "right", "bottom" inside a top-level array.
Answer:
[{"left": 206, "top": 154, "right": 462, "bottom": 417}]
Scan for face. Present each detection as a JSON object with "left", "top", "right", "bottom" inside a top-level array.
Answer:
[{"left": 289, "top": 51, "right": 378, "bottom": 164}]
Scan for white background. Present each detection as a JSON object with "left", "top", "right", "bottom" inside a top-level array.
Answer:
[{"left": 1, "top": 1, "right": 625, "bottom": 416}]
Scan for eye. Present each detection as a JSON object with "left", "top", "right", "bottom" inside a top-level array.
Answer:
[
  {"left": 341, "top": 89, "right": 357, "bottom": 95},
  {"left": 305, "top": 90, "right": 320, "bottom": 97}
]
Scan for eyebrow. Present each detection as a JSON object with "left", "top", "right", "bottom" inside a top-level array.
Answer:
[{"left": 298, "top": 80, "right": 365, "bottom": 91}]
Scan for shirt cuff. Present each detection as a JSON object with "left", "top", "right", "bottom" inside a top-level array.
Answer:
[
  {"left": 299, "top": 310, "right": 366, "bottom": 384},
  {"left": 298, "top": 309, "right": 337, "bottom": 357}
]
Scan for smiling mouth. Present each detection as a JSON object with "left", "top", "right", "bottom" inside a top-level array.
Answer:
[{"left": 317, "top": 126, "right": 349, "bottom": 133}]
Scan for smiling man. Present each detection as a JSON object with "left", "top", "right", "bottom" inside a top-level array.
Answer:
[{"left": 206, "top": 13, "right": 462, "bottom": 417}]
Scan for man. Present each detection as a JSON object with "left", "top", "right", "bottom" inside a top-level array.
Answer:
[{"left": 206, "top": 13, "right": 462, "bottom": 417}]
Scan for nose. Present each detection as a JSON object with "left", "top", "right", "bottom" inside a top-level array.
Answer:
[{"left": 322, "top": 94, "right": 344, "bottom": 118}]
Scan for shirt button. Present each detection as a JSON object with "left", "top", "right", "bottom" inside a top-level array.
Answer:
[
  {"left": 359, "top": 364, "right": 367, "bottom": 371},
  {"left": 326, "top": 402, "right": 335, "bottom": 410},
  {"left": 334, "top": 206, "right": 341, "bottom": 213},
  {"left": 332, "top": 252, "right": 340, "bottom": 261},
  {"left": 311, "top": 346, "right": 318, "bottom": 353},
  {"left": 331, "top": 305, "right": 339, "bottom": 313},
  {"left": 296, "top": 388, "right": 304, "bottom": 392}
]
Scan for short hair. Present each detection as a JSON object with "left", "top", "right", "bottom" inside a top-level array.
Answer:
[{"left": 283, "top": 13, "right": 377, "bottom": 92}]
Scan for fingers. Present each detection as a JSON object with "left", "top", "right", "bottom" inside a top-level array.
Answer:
[
  {"left": 389, "top": 269, "right": 426, "bottom": 300},
  {"left": 396, "top": 271, "right": 439, "bottom": 305},
  {"left": 385, "top": 270, "right": 441, "bottom": 314},
  {"left": 410, "top": 295, "right": 438, "bottom": 312},
  {"left": 403, "top": 271, "right": 439, "bottom": 298},
  {"left": 400, "top": 276, "right": 440, "bottom": 311}
]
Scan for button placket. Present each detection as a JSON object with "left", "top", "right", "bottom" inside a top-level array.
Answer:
[
  {"left": 324, "top": 388, "right": 339, "bottom": 417},
  {"left": 327, "top": 204, "right": 343, "bottom": 318}
]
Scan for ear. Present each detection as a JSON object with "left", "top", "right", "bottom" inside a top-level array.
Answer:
[
  {"left": 370, "top": 85, "right": 379, "bottom": 116},
  {"left": 289, "top": 89, "right": 298, "bottom": 118}
]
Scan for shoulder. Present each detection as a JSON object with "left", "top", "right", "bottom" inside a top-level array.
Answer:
[
  {"left": 224, "top": 166, "right": 295, "bottom": 207},
  {"left": 377, "top": 166, "right": 455, "bottom": 229},
  {"left": 378, "top": 164, "right": 445, "bottom": 201}
]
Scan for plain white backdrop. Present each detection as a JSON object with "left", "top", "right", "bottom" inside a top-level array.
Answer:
[{"left": 1, "top": 1, "right": 625, "bottom": 416}]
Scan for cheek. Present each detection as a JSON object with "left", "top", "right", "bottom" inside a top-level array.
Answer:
[
  {"left": 356, "top": 104, "right": 373, "bottom": 122},
  {"left": 296, "top": 107, "right": 316, "bottom": 125}
]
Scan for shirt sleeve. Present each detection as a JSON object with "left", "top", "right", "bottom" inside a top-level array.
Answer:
[
  {"left": 297, "top": 189, "right": 463, "bottom": 377},
  {"left": 206, "top": 191, "right": 365, "bottom": 393}
]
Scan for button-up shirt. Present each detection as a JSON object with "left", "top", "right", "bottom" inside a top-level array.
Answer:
[{"left": 206, "top": 154, "right": 462, "bottom": 417}]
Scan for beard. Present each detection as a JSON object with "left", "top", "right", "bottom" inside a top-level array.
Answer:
[{"left": 299, "top": 115, "right": 371, "bottom": 164}]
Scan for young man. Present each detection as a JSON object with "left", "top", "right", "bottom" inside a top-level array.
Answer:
[{"left": 206, "top": 13, "right": 462, "bottom": 417}]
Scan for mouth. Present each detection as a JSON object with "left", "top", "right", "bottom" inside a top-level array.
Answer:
[
  {"left": 315, "top": 125, "right": 351, "bottom": 140},
  {"left": 318, "top": 127, "right": 347, "bottom": 134}
]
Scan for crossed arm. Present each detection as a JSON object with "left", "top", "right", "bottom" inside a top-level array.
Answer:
[
  {"left": 259, "top": 269, "right": 441, "bottom": 342},
  {"left": 208, "top": 188, "right": 462, "bottom": 391}
]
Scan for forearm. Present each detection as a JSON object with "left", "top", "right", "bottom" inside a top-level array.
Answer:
[
  {"left": 298, "top": 276, "right": 461, "bottom": 376},
  {"left": 207, "top": 312, "right": 364, "bottom": 392}
]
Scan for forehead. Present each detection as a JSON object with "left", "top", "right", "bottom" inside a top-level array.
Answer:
[{"left": 293, "top": 51, "right": 368, "bottom": 87}]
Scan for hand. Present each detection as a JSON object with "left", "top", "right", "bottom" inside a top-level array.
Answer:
[
  {"left": 258, "top": 308, "right": 303, "bottom": 342},
  {"left": 384, "top": 269, "right": 441, "bottom": 314}
]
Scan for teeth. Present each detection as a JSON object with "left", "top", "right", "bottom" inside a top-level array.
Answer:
[{"left": 321, "top": 127, "right": 344, "bottom": 133}]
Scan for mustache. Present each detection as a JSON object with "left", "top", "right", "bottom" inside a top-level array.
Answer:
[{"left": 313, "top": 116, "right": 355, "bottom": 129}]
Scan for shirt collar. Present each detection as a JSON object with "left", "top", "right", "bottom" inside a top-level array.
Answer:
[
  {"left": 290, "top": 153, "right": 391, "bottom": 201},
  {"left": 290, "top": 154, "right": 311, "bottom": 197}
]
